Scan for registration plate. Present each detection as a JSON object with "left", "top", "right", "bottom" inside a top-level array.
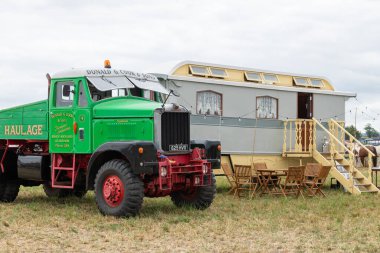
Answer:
[{"left": 169, "top": 144, "right": 189, "bottom": 151}]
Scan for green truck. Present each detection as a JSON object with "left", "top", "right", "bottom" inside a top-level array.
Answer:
[{"left": 0, "top": 62, "right": 220, "bottom": 217}]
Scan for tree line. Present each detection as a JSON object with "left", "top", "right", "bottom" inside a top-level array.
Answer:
[{"left": 345, "top": 123, "right": 379, "bottom": 140}]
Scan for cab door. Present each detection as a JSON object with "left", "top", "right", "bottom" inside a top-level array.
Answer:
[
  {"left": 73, "top": 80, "right": 92, "bottom": 153},
  {"left": 49, "top": 80, "right": 76, "bottom": 153}
]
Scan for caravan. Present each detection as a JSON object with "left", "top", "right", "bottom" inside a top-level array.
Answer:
[{"left": 155, "top": 61, "right": 378, "bottom": 194}]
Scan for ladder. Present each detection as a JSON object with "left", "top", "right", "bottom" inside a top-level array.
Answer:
[{"left": 51, "top": 154, "right": 78, "bottom": 189}]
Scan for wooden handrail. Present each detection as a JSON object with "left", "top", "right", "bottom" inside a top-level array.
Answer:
[
  {"left": 284, "top": 119, "right": 314, "bottom": 122},
  {"left": 330, "top": 118, "right": 376, "bottom": 157},
  {"left": 312, "top": 118, "right": 355, "bottom": 156}
]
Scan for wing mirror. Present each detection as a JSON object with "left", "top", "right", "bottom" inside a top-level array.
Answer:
[{"left": 62, "top": 85, "right": 72, "bottom": 97}]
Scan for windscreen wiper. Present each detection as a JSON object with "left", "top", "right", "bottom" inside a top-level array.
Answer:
[{"left": 100, "top": 76, "right": 117, "bottom": 87}]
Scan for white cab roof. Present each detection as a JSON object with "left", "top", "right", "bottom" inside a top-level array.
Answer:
[{"left": 52, "top": 68, "right": 159, "bottom": 82}]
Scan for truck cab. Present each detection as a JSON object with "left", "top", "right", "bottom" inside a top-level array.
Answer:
[{"left": 0, "top": 62, "right": 220, "bottom": 217}]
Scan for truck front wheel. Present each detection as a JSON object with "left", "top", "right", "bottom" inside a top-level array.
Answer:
[
  {"left": 171, "top": 173, "right": 216, "bottom": 210},
  {"left": 94, "top": 159, "right": 144, "bottom": 217}
]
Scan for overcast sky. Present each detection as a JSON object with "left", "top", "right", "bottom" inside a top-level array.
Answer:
[{"left": 0, "top": 0, "right": 379, "bottom": 131}]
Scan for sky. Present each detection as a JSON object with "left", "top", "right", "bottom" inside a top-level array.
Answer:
[{"left": 0, "top": 0, "right": 379, "bottom": 131}]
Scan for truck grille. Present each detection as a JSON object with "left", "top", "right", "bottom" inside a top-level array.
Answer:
[{"left": 161, "top": 112, "right": 190, "bottom": 151}]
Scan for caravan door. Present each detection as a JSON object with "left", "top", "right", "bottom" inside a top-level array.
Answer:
[{"left": 297, "top": 93, "right": 313, "bottom": 151}]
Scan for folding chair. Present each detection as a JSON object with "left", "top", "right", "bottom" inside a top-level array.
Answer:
[
  {"left": 233, "top": 165, "right": 258, "bottom": 199},
  {"left": 303, "top": 163, "right": 331, "bottom": 197},
  {"left": 279, "top": 166, "right": 305, "bottom": 198},
  {"left": 221, "top": 163, "right": 237, "bottom": 194}
]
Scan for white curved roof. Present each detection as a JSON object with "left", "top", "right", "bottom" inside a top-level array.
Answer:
[{"left": 169, "top": 60, "right": 331, "bottom": 82}]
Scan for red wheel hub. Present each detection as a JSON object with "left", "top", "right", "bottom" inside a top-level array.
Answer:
[{"left": 103, "top": 175, "right": 125, "bottom": 207}]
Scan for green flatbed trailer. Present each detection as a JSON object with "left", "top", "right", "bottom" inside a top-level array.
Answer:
[
  {"left": 0, "top": 100, "right": 48, "bottom": 140},
  {"left": 0, "top": 62, "right": 220, "bottom": 217}
]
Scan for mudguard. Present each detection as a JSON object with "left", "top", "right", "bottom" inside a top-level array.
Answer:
[
  {"left": 191, "top": 140, "right": 221, "bottom": 169},
  {"left": 86, "top": 141, "right": 158, "bottom": 190}
]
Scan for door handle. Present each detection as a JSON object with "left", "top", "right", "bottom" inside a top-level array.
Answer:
[{"left": 79, "top": 128, "right": 84, "bottom": 140}]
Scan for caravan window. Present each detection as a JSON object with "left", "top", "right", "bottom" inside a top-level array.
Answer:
[
  {"left": 189, "top": 66, "right": 209, "bottom": 76},
  {"left": 256, "top": 96, "right": 278, "bottom": 119},
  {"left": 245, "top": 72, "right": 262, "bottom": 82},
  {"left": 293, "top": 77, "right": 309, "bottom": 86},
  {"left": 263, "top": 73, "right": 278, "bottom": 83},
  {"left": 209, "top": 68, "right": 227, "bottom": 78},
  {"left": 196, "top": 90, "right": 222, "bottom": 116},
  {"left": 310, "top": 79, "right": 323, "bottom": 87}
]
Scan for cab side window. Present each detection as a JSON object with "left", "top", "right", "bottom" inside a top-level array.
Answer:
[
  {"left": 78, "top": 81, "right": 88, "bottom": 107},
  {"left": 56, "top": 81, "right": 74, "bottom": 107}
]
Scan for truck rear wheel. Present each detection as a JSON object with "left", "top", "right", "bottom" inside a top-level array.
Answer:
[
  {"left": 171, "top": 173, "right": 216, "bottom": 210},
  {"left": 0, "top": 179, "right": 20, "bottom": 202},
  {"left": 94, "top": 159, "right": 144, "bottom": 217}
]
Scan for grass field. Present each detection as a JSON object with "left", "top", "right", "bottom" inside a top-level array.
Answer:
[{"left": 1, "top": 177, "right": 380, "bottom": 252}]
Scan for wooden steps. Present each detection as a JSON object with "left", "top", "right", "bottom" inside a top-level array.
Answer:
[
  {"left": 283, "top": 118, "right": 379, "bottom": 195},
  {"left": 314, "top": 151, "right": 379, "bottom": 195}
]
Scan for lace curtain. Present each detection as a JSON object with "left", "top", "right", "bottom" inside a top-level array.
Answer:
[
  {"left": 257, "top": 96, "right": 278, "bottom": 119},
  {"left": 197, "top": 91, "right": 222, "bottom": 116}
]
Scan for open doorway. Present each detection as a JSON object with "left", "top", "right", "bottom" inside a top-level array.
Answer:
[
  {"left": 298, "top": 93, "right": 313, "bottom": 119},
  {"left": 297, "top": 93, "right": 313, "bottom": 151}
]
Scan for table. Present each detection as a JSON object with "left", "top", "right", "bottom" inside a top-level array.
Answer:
[
  {"left": 275, "top": 170, "right": 288, "bottom": 177},
  {"left": 256, "top": 169, "right": 287, "bottom": 195}
]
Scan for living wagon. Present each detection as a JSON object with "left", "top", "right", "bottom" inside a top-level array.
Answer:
[{"left": 154, "top": 61, "right": 379, "bottom": 194}]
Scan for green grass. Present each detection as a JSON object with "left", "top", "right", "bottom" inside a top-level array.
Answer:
[{"left": 1, "top": 178, "right": 380, "bottom": 252}]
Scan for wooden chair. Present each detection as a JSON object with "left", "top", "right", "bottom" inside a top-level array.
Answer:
[
  {"left": 304, "top": 163, "right": 320, "bottom": 176},
  {"left": 279, "top": 166, "right": 305, "bottom": 198},
  {"left": 303, "top": 163, "right": 331, "bottom": 197},
  {"left": 221, "top": 163, "right": 237, "bottom": 194},
  {"left": 233, "top": 165, "right": 258, "bottom": 198}
]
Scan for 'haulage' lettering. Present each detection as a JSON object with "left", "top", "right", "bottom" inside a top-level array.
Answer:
[{"left": 4, "top": 125, "right": 43, "bottom": 136}]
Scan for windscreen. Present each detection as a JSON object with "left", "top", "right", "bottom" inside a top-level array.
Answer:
[
  {"left": 87, "top": 76, "right": 134, "bottom": 91},
  {"left": 87, "top": 76, "right": 169, "bottom": 95},
  {"left": 128, "top": 78, "right": 169, "bottom": 95}
]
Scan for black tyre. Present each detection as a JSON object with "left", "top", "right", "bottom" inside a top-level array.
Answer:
[
  {"left": 171, "top": 173, "right": 216, "bottom": 210},
  {"left": 0, "top": 176, "right": 6, "bottom": 199},
  {"left": 72, "top": 185, "right": 87, "bottom": 198},
  {"left": 94, "top": 159, "right": 144, "bottom": 217},
  {"left": 1, "top": 179, "right": 20, "bottom": 202},
  {"left": 43, "top": 183, "right": 71, "bottom": 198}
]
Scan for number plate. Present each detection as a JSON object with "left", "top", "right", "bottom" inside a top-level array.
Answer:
[{"left": 169, "top": 144, "right": 189, "bottom": 151}]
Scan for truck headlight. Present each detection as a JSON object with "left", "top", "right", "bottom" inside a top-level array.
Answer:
[
  {"left": 202, "top": 164, "right": 208, "bottom": 174},
  {"left": 160, "top": 166, "right": 167, "bottom": 177}
]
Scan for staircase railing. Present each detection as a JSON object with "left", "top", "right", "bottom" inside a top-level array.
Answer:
[
  {"left": 330, "top": 118, "right": 375, "bottom": 182},
  {"left": 283, "top": 119, "right": 314, "bottom": 155},
  {"left": 312, "top": 118, "right": 356, "bottom": 191},
  {"left": 328, "top": 120, "right": 346, "bottom": 154}
]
